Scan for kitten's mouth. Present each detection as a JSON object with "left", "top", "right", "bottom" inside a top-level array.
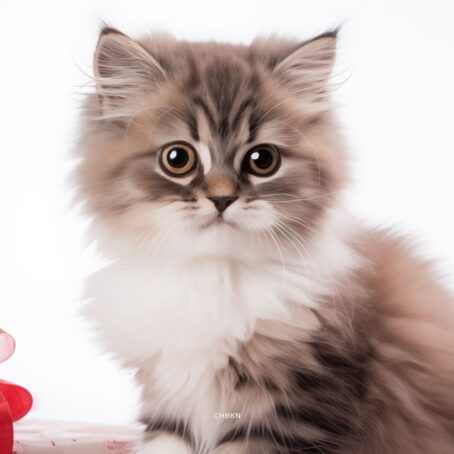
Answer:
[{"left": 199, "top": 213, "right": 236, "bottom": 230}]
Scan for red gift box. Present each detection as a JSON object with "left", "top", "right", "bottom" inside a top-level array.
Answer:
[{"left": 0, "top": 329, "right": 33, "bottom": 454}]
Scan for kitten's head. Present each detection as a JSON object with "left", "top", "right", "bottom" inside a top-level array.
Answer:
[{"left": 77, "top": 28, "right": 348, "bottom": 257}]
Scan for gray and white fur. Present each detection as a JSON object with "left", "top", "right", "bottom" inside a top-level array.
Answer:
[{"left": 75, "top": 27, "right": 454, "bottom": 453}]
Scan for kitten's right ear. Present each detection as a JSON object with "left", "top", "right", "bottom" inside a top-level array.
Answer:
[
  {"left": 252, "top": 31, "right": 338, "bottom": 107},
  {"left": 94, "top": 27, "right": 165, "bottom": 111}
]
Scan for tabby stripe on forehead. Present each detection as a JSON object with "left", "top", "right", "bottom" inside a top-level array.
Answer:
[
  {"left": 230, "top": 96, "right": 255, "bottom": 133},
  {"left": 187, "top": 112, "right": 200, "bottom": 141},
  {"left": 247, "top": 111, "right": 260, "bottom": 143},
  {"left": 193, "top": 93, "right": 259, "bottom": 142},
  {"left": 193, "top": 96, "right": 217, "bottom": 131}
]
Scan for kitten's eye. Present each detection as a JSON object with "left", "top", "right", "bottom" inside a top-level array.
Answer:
[
  {"left": 159, "top": 143, "right": 197, "bottom": 176},
  {"left": 242, "top": 145, "right": 281, "bottom": 177}
]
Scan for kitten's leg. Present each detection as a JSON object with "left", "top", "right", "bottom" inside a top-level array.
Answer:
[{"left": 137, "top": 434, "right": 193, "bottom": 454}]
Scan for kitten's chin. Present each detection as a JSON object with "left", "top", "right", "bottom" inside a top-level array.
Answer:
[{"left": 176, "top": 220, "right": 262, "bottom": 259}]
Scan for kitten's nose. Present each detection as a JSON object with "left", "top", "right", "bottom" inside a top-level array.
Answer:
[{"left": 207, "top": 196, "right": 238, "bottom": 213}]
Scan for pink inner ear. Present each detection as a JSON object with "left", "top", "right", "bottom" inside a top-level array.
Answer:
[{"left": 0, "top": 330, "right": 15, "bottom": 363}]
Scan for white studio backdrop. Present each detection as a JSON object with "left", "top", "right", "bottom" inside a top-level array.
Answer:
[{"left": 1, "top": 0, "right": 453, "bottom": 425}]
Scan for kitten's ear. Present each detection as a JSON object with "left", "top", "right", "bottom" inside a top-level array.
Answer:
[
  {"left": 94, "top": 27, "right": 165, "bottom": 112},
  {"left": 272, "top": 31, "right": 338, "bottom": 103}
]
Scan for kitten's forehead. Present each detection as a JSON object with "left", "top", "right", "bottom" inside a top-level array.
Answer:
[
  {"left": 133, "top": 39, "right": 312, "bottom": 163},
  {"left": 185, "top": 59, "right": 262, "bottom": 159}
]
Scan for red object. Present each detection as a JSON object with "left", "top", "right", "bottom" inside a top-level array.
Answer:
[{"left": 0, "top": 330, "right": 33, "bottom": 454}]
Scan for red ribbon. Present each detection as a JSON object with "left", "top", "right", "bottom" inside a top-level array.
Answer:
[{"left": 0, "top": 330, "right": 33, "bottom": 454}]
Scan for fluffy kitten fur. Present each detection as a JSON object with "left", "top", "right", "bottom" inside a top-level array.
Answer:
[{"left": 76, "top": 27, "right": 454, "bottom": 453}]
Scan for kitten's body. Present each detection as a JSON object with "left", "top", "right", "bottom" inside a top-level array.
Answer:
[
  {"left": 86, "top": 206, "right": 359, "bottom": 452},
  {"left": 77, "top": 29, "right": 454, "bottom": 453}
]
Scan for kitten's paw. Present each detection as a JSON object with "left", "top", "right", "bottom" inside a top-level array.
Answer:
[{"left": 137, "top": 434, "right": 193, "bottom": 454}]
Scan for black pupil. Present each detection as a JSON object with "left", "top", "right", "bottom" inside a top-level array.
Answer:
[
  {"left": 250, "top": 149, "right": 273, "bottom": 169},
  {"left": 167, "top": 148, "right": 189, "bottom": 168}
]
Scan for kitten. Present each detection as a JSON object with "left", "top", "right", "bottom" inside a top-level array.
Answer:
[{"left": 76, "top": 27, "right": 454, "bottom": 453}]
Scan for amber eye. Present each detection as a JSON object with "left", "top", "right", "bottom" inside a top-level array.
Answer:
[
  {"left": 242, "top": 145, "right": 281, "bottom": 177},
  {"left": 159, "top": 143, "right": 197, "bottom": 176}
]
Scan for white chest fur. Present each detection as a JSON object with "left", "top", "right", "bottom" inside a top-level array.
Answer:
[
  {"left": 83, "top": 208, "right": 358, "bottom": 448},
  {"left": 85, "top": 251, "right": 316, "bottom": 362},
  {"left": 85, "top": 251, "right": 315, "bottom": 448}
]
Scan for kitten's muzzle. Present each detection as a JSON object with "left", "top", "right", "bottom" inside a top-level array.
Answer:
[{"left": 207, "top": 196, "right": 238, "bottom": 213}]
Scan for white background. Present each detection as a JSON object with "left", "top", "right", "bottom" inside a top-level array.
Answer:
[{"left": 1, "top": 0, "right": 453, "bottom": 425}]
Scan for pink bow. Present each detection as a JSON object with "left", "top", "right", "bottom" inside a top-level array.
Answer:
[{"left": 0, "top": 329, "right": 33, "bottom": 454}]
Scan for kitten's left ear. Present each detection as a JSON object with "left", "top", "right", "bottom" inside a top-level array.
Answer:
[
  {"left": 94, "top": 27, "right": 165, "bottom": 112},
  {"left": 273, "top": 31, "right": 338, "bottom": 102}
]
